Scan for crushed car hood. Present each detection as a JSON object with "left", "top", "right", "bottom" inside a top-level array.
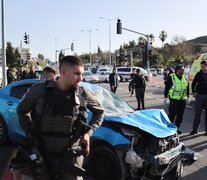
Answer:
[{"left": 104, "top": 109, "right": 177, "bottom": 138}]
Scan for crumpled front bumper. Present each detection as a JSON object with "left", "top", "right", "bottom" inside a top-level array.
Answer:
[
  {"left": 148, "top": 142, "right": 185, "bottom": 176},
  {"left": 154, "top": 142, "right": 185, "bottom": 166}
]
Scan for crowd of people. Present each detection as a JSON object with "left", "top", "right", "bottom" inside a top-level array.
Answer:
[
  {"left": 6, "top": 65, "right": 58, "bottom": 85},
  {"left": 6, "top": 66, "right": 39, "bottom": 84}
]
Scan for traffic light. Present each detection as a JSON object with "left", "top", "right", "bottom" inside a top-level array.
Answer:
[
  {"left": 23, "top": 32, "right": 29, "bottom": 44},
  {"left": 27, "top": 35, "right": 30, "bottom": 44},
  {"left": 117, "top": 19, "right": 122, "bottom": 34},
  {"left": 24, "top": 32, "right": 28, "bottom": 44},
  {"left": 71, "top": 43, "right": 74, "bottom": 51}
]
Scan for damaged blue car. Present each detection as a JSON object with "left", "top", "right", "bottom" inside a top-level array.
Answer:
[{"left": 0, "top": 79, "right": 185, "bottom": 179}]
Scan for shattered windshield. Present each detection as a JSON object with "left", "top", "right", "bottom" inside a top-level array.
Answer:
[{"left": 81, "top": 82, "right": 134, "bottom": 116}]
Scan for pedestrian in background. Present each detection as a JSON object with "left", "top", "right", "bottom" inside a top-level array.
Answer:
[
  {"left": 109, "top": 69, "right": 119, "bottom": 94},
  {"left": 163, "top": 67, "right": 174, "bottom": 85},
  {"left": 129, "top": 68, "right": 146, "bottom": 110},
  {"left": 27, "top": 66, "right": 38, "bottom": 79},
  {"left": 7, "top": 66, "right": 15, "bottom": 84},
  {"left": 130, "top": 69, "right": 137, "bottom": 96},
  {"left": 40, "top": 66, "right": 56, "bottom": 81},
  {"left": 184, "top": 64, "right": 190, "bottom": 78},
  {"left": 21, "top": 70, "right": 29, "bottom": 80},
  {"left": 164, "top": 64, "right": 190, "bottom": 134},
  {"left": 190, "top": 60, "right": 207, "bottom": 135}
]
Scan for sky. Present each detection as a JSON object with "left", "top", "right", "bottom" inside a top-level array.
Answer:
[{"left": 1, "top": 0, "right": 207, "bottom": 62}]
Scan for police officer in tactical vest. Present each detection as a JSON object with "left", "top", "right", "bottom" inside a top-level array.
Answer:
[
  {"left": 164, "top": 64, "right": 190, "bottom": 134},
  {"left": 17, "top": 55, "right": 104, "bottom": 180}
]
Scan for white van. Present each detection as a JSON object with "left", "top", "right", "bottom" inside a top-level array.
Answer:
[
  {"left": 116, "top": 66, "right": 148, "bottom": 82},
  {"left": 96, "top": 66, "right": 113, "bottom": 74}
]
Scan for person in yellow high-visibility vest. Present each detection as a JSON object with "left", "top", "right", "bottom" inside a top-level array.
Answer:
[{"left": 164, "top": 64, "right": 190, "bottom": 134}]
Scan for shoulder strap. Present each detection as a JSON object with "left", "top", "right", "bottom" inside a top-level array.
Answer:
[
  {"left": 77, "top": 87, "right": 87, "bottom": 121},
  {"left": 77, "top": 86, "right": 85, "bottom": 106}
]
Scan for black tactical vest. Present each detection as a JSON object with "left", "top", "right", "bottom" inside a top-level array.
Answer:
[
  {"left": 40, "top": 85, "right": 81, "bottom": 137},
  {"left": 33, "top": 82, "right": 87, "bottom": 154}
]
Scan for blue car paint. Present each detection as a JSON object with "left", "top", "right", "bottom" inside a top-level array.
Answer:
[
  {"left": 104, "top": 109, "right": 177, "bottom": 138},
  {"left": 0, "top": 79, "right": 177, "bottom": 146},
  {"left": 91, "top": 126, "right": 131, "bottom": 146},
  {"left": 0, "top": 79, "right": 40, "bottom": 143}
]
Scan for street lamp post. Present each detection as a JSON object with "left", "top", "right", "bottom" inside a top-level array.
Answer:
[
  {"left": 81, "top": 29, "right": 98, "bottom": 65},
  {"left": 99, "top": 17, "right": 119, "bottom": 67},
  {"left": 1, "top": 0, "right": 7, "bottom": 86}
]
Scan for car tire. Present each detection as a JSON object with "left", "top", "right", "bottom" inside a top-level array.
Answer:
[
  {"left": 88, "top": 146, "right": 123, "bottom": 180},
  {"left": 0, "top": 117, "right": 8, "bottom": 145}
]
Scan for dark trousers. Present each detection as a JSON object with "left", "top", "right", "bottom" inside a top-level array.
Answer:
[
  {"left": 34, "top": 155, "right": 84, "bottom": 180},
  {"left": 168, "top": 99, "right": 186, "bottom": 128},
  {"left": 192, "top": 94, "right": 207, "bottom": 132},
  {"left": 135, "top": 88, "right": 145, "bottom": 110},
  {"left": 110, "top": 86, "right": 117, "bottom": 94}
]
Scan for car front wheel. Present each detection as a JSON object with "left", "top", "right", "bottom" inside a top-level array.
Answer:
[
  {"left": 0, "top": 117, "right": 8, "bottom": 144},
  {"left": 88, "top": 146, "right": 123, "bottom": 180}
]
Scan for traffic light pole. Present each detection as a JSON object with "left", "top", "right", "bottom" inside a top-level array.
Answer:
[
  {"left": 121, "top": 27, "right": 149, "bottom": 69},
  {"left": 56, "top": 47, "right": 73, "bottom": 54},
  {"left": 55, "top": 47, "right": 73, "bottom": 61},
  {"left": 117, "top": 20, "right": 150, "bottom": 69}
]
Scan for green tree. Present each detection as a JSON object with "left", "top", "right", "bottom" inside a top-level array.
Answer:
[
  {"left": 159, "top": 30, "right": 168, "bottom": 64},
  {"left": 128, "top": 40, "right": 136, "bottom": 48},
  {"left": 37, "top": 54, "right": 44, "bottom": 61},
  {"left": 6, "top": 42, "right": 20, "bottom": 66},
  {"left": 138, "top": 36, "right": 147, "bottom": 66},
  {"left": 14, "top": 48, "right": 21, "bottom": 65}
]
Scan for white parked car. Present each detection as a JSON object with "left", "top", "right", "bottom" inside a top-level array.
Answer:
[
  {"left": 96, "top": 71, "right": 120, "bottom": 82},
  {"left": 147, "top": 68, "right": 157, "bottom": 76},
  {"left": 96, "top": 66, "right": 113, "bottom": 74},
  {"left": 83, "top": 71, "right": 99, "bottom": 83},
  {"left": 157, "top": 68, "right": 164, "bottom": 75},
  {"left": 116, "top": 66, "right": 149, "bottom": 82}
]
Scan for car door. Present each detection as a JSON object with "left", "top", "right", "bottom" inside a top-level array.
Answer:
[{"left": 5, "top": 83, "right": 34, "bottom": 141}]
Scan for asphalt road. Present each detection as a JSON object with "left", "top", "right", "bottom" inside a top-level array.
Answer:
[{"left": 1, "top": 75, "right": 207, "bottom": 180}]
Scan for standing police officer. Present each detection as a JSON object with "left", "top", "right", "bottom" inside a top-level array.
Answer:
[
  {"left": 129, "top": 69, "right": 146, "bottom": 110},
  {"left": 164, "top": 64, "right": 190, "bottom": 134},
  {"left": 17, "top": 55, "right": 104, "bottom": 180}
]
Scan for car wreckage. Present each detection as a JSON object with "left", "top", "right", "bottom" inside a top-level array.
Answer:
[
  {"left": 0, "top": 79, "right": 185, "bottom": 179},
  {"left": 84, "top": 83, "right": 185, "bottom": 180}
]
